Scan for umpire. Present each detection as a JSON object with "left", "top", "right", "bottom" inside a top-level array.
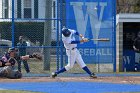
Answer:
[{"left": 17, "top": 36, "right": 30, "bottom": 73}]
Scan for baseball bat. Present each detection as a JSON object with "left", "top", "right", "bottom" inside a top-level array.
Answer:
[{"left": 88, "top": 38, "right": 110, "bottom": 41}]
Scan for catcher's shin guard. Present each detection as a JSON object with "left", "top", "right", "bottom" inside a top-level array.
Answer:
[
  {"left": 13, "top": 71, "right": 22, "bottom": 79},
  {"left": 51, "top": 72, "right": 57, "bottom": 78},
  {"left": 6, "top": 70, "right": 22, "bottom": 79},
  {"left": 0, "top": 66, "right": 12, "bottom": 77},
  {"left": 0, "top": 66, "right": 22, "bottom": 79}
]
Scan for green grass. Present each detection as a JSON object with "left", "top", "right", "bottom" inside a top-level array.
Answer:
[
  {"left": 0, "top": 90, "right": 43, "bottom": 93},
  {"left": 15, "top": 59, "right": 140, "bottom": 75},
  {"left": 14, "top": 58, "right": 99, "bottom": 74}
]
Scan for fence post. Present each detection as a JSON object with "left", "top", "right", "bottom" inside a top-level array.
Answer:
[
  {"left": 56, "top": 0, "right": 60, "bottom": 71},
  {"left": 12, "top": 0, "right": 15, "bottom": 47},
  {"left": 113, "top": 0, "right": 117, "bottom": 72},
  {"left": 43, "top": 0, "right": 52, "bottom": 70}
]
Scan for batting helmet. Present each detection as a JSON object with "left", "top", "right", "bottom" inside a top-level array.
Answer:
[{"left": 62, "top": 28, "right": 71, "bottom": 37}]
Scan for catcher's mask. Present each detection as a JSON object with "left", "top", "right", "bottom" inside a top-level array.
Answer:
[{"left": 62, "top": 28, "right": 71, "bottom": 37}]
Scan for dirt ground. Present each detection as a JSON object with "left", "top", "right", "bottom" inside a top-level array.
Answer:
[{"left": 0, "top": 76, "right": 140, "bottom": 84}]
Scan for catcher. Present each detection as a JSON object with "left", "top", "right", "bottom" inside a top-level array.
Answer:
[{"left": 0, "top": 47, "right": 42, "bottom": 79}]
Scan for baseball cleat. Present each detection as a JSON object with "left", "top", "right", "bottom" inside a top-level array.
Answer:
[
  {"left": 51, "top": 72, "right": 57, "bottom": 78},
  {"left": 90, "top": 73, "right": 97, "bottom": 78}
]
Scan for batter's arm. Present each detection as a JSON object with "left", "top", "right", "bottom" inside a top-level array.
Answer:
[
  {"left": 79, "top": 34, "right": 84, "bottom": 39},
  {"left": 74, "top": 32, "right": 84, "bottom": 39},
  {"left": 71, "top": 38, "right": 89, "bottom": 44},
  {"left": 68, "top": 29, "right": 85, "bottom": 39}
]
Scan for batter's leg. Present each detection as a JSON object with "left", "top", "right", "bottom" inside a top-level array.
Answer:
[
  {"left": 52, "top": 50, "right": 76, "bottom": 78},
  {"left": 76, "top": 50, "right": 97, "bottom": 78}
]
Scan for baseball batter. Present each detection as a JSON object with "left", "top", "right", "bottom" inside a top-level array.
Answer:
[{"left": 52, "top": 27, "right": 97, "bottom": 78}]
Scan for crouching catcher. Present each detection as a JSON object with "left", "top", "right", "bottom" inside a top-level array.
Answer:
[{"left": 0, "top": 47, "right": 42, "bottom": 79}]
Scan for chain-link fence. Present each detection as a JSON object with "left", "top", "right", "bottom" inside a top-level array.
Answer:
[
  {"left": 0, "top": 0, "right": 116, "bottom": 76},
  {"left": 0, "top": 0, "right": 62, "bottom": 75}
]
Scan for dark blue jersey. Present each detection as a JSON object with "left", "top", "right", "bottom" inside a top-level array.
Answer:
[{"left": 17, "top": 41, "right": 27, "bottom": 56}]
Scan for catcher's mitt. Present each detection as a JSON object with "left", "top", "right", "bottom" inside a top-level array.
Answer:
[{"left": 32, "top": 53, "right": 42, "bottom": 60}]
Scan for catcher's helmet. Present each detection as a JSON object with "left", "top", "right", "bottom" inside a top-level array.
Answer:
[{"left": 62, "top": 28, "right": 71, "bottom": 37}]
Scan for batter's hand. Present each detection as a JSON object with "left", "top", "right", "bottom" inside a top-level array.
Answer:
[
  {"left": 80, "top": 38, "right": 89, "bottom": 42},
  {"left": 79, "top": 34, "right": 84, "bottom": 39}
]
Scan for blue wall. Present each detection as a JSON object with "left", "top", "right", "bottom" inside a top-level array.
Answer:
[{"left": 66, "top": 0, "right": 115, "bottom": 64}]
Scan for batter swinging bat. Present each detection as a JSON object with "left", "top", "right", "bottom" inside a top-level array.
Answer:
[{"left": 88, "top": 38, "right": 110, "bottom": 41}]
